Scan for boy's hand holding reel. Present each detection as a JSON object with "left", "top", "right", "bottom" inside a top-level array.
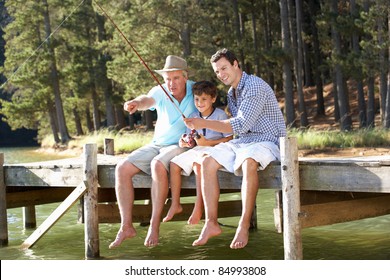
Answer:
[{"left": 181, "top": 129, "right": 200, "bottom": 148}]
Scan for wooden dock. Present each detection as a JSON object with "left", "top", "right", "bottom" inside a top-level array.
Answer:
[{"left": 1, "top": 137, "right": 390, "bottom": 259}]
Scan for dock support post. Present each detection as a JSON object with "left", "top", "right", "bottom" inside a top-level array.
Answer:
[
  {"left": 23, "top": 206, "right": 37, "bottom": 228},
  {"left": 104, "top": 138, "right": 114, "bottom": 155},
  {"left": 83, "top": 144, "right": 100, "bottom": 259},
  {"left": 280, "top": 137, "right": 302, "bottom": 260},
  {"left": 0, "top": 153, "right": 8, "bottom": 247}
]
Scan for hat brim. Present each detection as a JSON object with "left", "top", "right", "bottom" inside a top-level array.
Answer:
[{"left": 155, "top": 68, "right": 188, "bottom": 75}]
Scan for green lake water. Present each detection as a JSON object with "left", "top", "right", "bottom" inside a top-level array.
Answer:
[{"left": 1, "top": 147, "right": 389, "bottom": 260}]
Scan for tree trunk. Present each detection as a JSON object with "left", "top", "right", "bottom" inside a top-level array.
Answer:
[
  {"left": 232, "top": 0, "right": 245, "bottom": 68},
  {"left": 85, "top": 107, "right": 94, "bottom": 133},
  {"left": 144, "top": 110, "right": 154, "bottom": 130},
  {"left": 262, "top": 2, "right": 275, "bottom": 88},
  {"left": 48, "top": 101, "right": 60, "bottom": 143},
  {"left": 331, "top": 0, "right": 352, "bottom": 131},
  {"left": 367, "top": 76, "right": 376, "bottom": 128},
  {"left": 42, "top": 0, "right": 70, "bottom": 143},
  {"left": 309, "top": 0, "right": 325, "bottom": 116},
  {"left": 84, "top": 22, "right": 100, "bottom": 131},
  {"left": 351, "top": 0, "right": 367, "bottom": 128},
  {"left": 280, "top": 0, "right": 296, "bottom": 127},
  {"left": 294, "top": 0, "right": 309, "bottom": 127},
  {"left": 114, "top": 104, "right": 127, "bottom": 130},
  {"left": 70, "top": 90, "right": 84, "bottom": 136},
  {"left": 251, "top": 0, "right": 260, "bottom": 76},
  {"left": 95, "top": 12, "right": 116, "bottom": 128},
  {"left": 378, "top": 14, "right": 388, "bottom": 126},
  {"left": 385, "top": 14, "right": 390, "bottom": 128}
]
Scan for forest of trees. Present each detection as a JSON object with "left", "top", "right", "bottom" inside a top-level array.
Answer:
[{"left": 0, "top": 0, "right": 389, "bottom": 144}]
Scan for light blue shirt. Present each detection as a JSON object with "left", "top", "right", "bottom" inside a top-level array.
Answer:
[{"left": 148, "top": 80, "right": 197, "bottom": 145}]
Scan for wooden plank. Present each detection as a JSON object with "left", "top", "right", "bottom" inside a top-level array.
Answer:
[
  {"left": 6, "top": 188, "right": 73, "bottom": 208},
  {"left": 299, "top": 162, "right": 390, "bottom": 192},
  {"left": 98, "top": 200, "right": 243, "bottom": 223},
  {"left": 280, "top": 137, "right": 302, "bottom": 260},
  {"left": 300, "top": 195, "right": 390, "bottom": 228},
  {"left": 20, "top": 181, "right": 87, "bottom": 249},
  {"left": 0, "top": 153, "right": 8, "bottom": 247},
  {"left": 4, "top": 165, "right": 83, "bottom": 187},
  {"left": 5, "top": 155, "right": 390, "bottom": 192}
]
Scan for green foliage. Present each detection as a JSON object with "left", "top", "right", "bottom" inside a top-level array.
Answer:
[{"left": 1, "top": 0, "right": 390, "bottom": 143}]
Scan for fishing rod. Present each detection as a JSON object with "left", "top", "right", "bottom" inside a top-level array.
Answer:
[{"left": 94, "top": 1, "right": 186, "bottom": 119}]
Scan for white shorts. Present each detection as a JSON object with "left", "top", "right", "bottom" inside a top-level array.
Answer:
[
  {"left": 170, "top": 146, "right": 211, "bottom": 176},
  {"left": 206, "top": 141, "right": 280, "bottom": 176}
]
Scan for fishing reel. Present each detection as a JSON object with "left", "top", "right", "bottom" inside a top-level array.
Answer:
[{"left": 182, "top": 129, "right": 200, "bottom": 148}]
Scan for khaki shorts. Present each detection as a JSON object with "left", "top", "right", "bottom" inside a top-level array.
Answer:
[{"left": 125, "top": 143, "right": 187, "bottom": 175}]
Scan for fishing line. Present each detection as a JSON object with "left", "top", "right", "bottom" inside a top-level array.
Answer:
[
  {"left": 0, "top": 0, "right": 87, "bottom": 89},
  {"left": 93, "top": 1, "right": 187, "bottom": 118}
]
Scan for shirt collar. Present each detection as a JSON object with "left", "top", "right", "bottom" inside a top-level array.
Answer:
[{"left": 228, "top": 71, "right": 247, "bottom": 98}]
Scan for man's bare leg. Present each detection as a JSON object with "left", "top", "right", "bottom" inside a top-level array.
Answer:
[
  {"left": 144, "top": 159, "right": 169, "bottom": 247},
  {"left": 230, "top": 158, "right": 259, "bottom": 249},
  {"left": 163, "top": 162, "right": 183, "bottom": 222},
  {"left": 193, "top": 156, "right": 222, "bottom": 246},
  {"left": 109, "top": 160, "right": 140, "bottom": 249},
  {"left": 187, "top": 164, "right": 203, "bottom": 225}
]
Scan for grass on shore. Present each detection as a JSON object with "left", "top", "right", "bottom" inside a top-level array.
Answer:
[
  {"left": 41, "top": 128, "right": 154, "bottom": 154},
  {"left": 41, "top": 127, "right": 390, "bottom": 154},
  {"left": 288, "top": 128, "right": 390, "bottom": 149}
]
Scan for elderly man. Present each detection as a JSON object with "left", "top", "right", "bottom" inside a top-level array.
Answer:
[
  {"left": 185, "top": 48, "right": 286, "bottom": 249},
  {"left": 109, "top": 55, "right": 196, "bottom": 248}
]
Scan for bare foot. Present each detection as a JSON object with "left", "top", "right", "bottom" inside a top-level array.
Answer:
[
  {"left": 109, "top": 227, "right": 137, "bottom": 249},
  {"left": 144, "top": 226, "right": 159, "bottom": 247},
  {"left": 162, "top": 204, "right": 183, "bottom": 222},
  {"left": 187, "top": 207, "right": 202, "bottom": 225},
  {"left": 192, "top": 221, "right": 222, "bottom": 246},
  {"left": 230, "top": 226, "right": 249, "bottom": 249}
]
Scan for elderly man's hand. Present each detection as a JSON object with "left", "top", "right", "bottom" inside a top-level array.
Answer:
[{"left": 124, "top": 100, "right": 139, "bottom": 114}]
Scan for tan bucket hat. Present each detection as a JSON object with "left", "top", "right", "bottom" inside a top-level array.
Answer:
[{"left": 155, "top": 55, "right": 188, "bottom": 75}]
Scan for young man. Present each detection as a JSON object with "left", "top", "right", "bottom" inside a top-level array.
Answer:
[
  {"left": 184, "top": 48, "right": 286, "bottom": 249},
  {"left": 109, "top": 55, "right": 197, "bottom": 248}
]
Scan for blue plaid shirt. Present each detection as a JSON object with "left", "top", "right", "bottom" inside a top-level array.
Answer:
[{"left": 228, "top": 72, "right": 287, "bottom": 146}]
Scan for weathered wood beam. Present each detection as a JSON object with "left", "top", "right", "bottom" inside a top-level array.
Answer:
[
  {"left": 6, "top": 187, "right": 73, "bottom": 208},
  {"left": 0, "top": 153, "right": 8, "bottom": 247},
  {"left": 280, "top": 137, "right": 302, "bottom": 260},
  {"left": 299, "top": 161, "right": 390, "bottom": 192},
  {"left": 83, "top": 144, "right": 99, "bottom": 259},
  {"left": 275, "top": 191, "right": 390, "bottom": 231},
  {"left": 300, "top": 195, "right": 390, "bottom": 228}
]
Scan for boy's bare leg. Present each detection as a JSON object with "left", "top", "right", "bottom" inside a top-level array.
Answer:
[
  {"left": 230, "top": 158, "right": 259, "bottom": 249},
  {"left": 193, "top": 157, "right": 222, "bottom": 246},
  {"left": 163, "top": 163, "right": 183, "bottom": 222},
  {"left": 144, "top": 159, "right": 169, "bottom": 247},
  {"left": 109, "top": 160, "right": 139, "bottom": 249},
  {"left": 188, "top": 164, "right": 203, "bottom": 225}
]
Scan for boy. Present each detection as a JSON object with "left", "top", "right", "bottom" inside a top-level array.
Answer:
[{"left": 163, "top": 81, "right": 233, "bottom": 224}]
